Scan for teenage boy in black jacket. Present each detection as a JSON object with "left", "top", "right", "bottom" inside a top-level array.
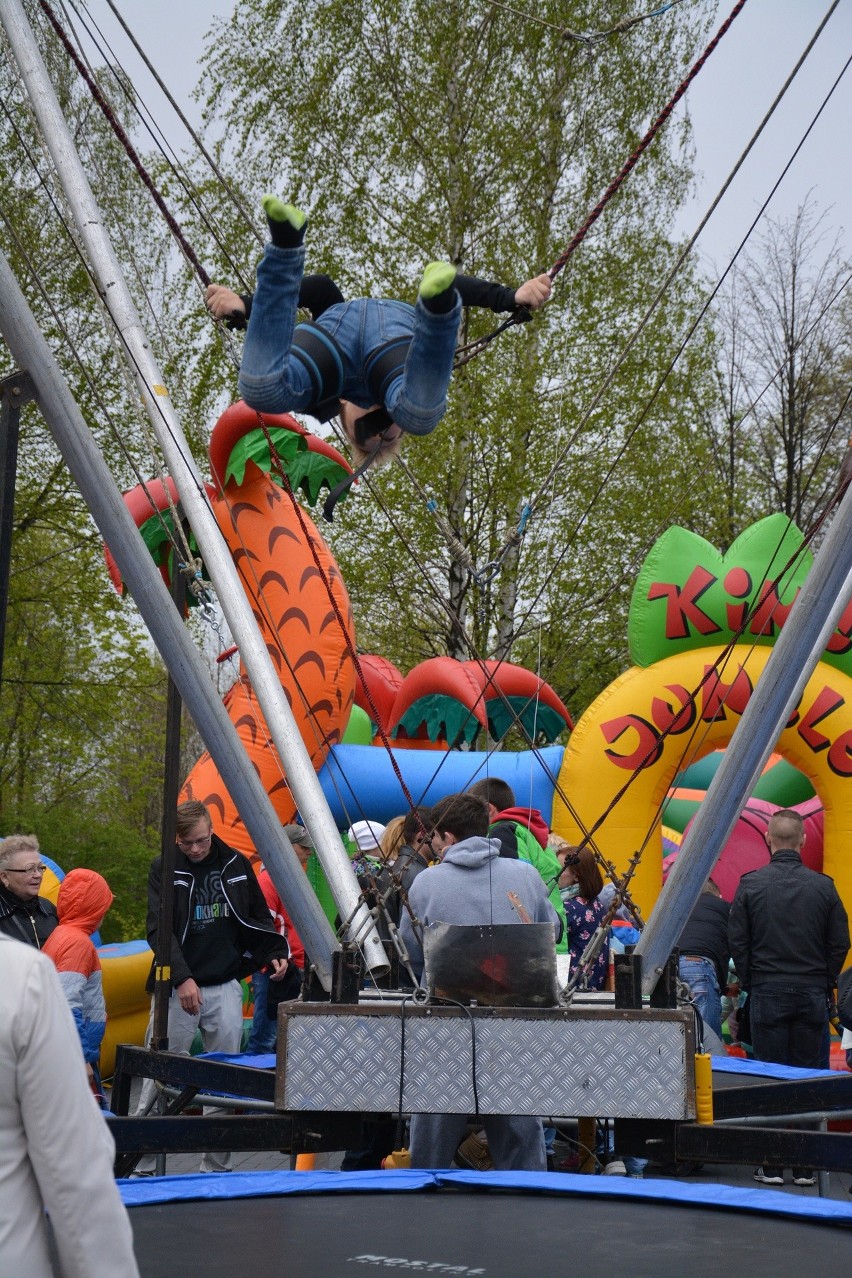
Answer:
[{"left": 134, "top": 801, "right": 290, "bottom": 1174}]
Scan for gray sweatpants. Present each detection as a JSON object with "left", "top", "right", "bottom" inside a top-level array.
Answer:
[
  {"left": 409, "top": 1113, "right": 546, "bottom": 1171},
  {"left": 134, "top": 979, "right": 243, "bottom": 1173}
]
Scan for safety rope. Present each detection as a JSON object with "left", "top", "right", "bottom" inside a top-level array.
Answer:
[
  {"left": 486, "top": 13, "right": 852, "bottom": 674},
  {"left": 63, "top": 0, "right": 255, "bottom": 291},
  {"left": 30, "top": 0, "right": 849, "bottom": 919},
  {"left": 38, "top": 0, "right": 212, "bottom": 287},
  {"left": 97, "top": 0, "right": 263, "bottom": 256},
  {"left": 247, "top": 409, "right": 427, "bottom": 826},
  {"left": 452, "top": 0, "right": 749, "bottom": 367}
]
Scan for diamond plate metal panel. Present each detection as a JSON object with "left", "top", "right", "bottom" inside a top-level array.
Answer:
[{"left": 278, "top": 1006, "right": 694, "bottom": 1119}]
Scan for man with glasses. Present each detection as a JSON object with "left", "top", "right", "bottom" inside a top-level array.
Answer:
[
  {"left": 135, "top": 800, "right": 291, "bottom": 1174},
  {"left": 0, "top": 835, "right": 57, "bottom": 949}
]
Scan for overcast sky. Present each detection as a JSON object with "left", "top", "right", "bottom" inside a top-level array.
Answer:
[{"left": 69, "top": 0, "right": 852, "bottom": 271}]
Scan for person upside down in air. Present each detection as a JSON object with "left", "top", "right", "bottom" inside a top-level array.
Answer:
[{"left": 206, "top": 197, "right": 551, "bottom": 480}]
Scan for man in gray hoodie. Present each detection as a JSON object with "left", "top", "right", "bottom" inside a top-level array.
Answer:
[{"left": 401, "top": 792, "right": 561, "bottom": 1170}]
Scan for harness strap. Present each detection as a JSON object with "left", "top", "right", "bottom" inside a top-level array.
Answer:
[
  {"left": 364, "top": 337, "right": 411, "bottom": 407},
  {"left": 290, "top": 322, "right": 347, "bottom": 422},
  {"left": 323, "top": 447, "right": 383, "bottom": 524}
]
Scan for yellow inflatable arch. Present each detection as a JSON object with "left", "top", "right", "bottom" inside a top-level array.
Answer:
[{"left": 553, "top": 645, "right": 852, "bottom": 921}]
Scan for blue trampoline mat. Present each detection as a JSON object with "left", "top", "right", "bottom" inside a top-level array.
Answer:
[
  {"left": 120, "top": 1166, "right": 852, "bottom": 1224},
  {"left": 123, "top": 1169, "right": 852, "bottom": 1278}
]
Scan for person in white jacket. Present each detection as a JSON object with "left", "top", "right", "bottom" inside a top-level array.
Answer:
[{"left": 0, "top": 933, "right": 139, "bottom": 1278}]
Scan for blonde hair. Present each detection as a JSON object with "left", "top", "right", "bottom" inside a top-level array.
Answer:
[
  {"left": 380, "top": 816, "right": 406, "bottom": 861},
  {"left": 339, "top": 401, "right": 405, "bottom": 470}
]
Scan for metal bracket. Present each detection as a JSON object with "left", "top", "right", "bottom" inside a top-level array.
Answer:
[
  {"left": 302, "top": 945, "right": 361, "bottom": 1004},
  {"left": 332, "top": 945, "right": 363, "bottom": 1003},
  {"left": 614, "top": 951, "right": 643, "bottom": 1009},
  {"left": 649, "top": 951, "right": 679, "bottom": 1009},
  {"left": 0, "top": 369, "right": 36, "bottom": 409}
]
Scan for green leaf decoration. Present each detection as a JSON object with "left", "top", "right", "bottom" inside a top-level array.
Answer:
[
  {"left": 224, "top": 427, "right": 351, "bottom": 505},
  {"left": 396, "top": 694, "right": 481, "bottom": 747},
  {"left": 486, "top": 696, "right": 565, "bottom": 744},
  {"left": 136, "top": 511, "right": 203, "bottom": 608},
  {"left": 627, "top": 514, "right": 845, "bottom": 669},
  {"left": 138, "top": 506, "right": 178, "bottom": 567}
]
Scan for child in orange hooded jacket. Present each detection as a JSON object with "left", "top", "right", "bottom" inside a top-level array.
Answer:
[{"left": 42, "top": 868, "right": 113, "bottom": 1085}]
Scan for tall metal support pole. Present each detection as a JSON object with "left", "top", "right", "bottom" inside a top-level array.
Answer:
[
  {"left": 0, "top": 371, "right": 33, "bottom": 685},
  {"left": 151, "top": 561, "right": 186, "bottom": 1050},
  {"left": 0, "top": 0, "right": 386, "bottom": 976},
  {"left": 635, "top": 494, "right": 852, "bottom": 994},
  {"left": 0, "top": 245, "right": 339, "bottom": 990}
]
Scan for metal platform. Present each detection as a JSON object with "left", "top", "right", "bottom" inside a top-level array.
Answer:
[{"left": 275, "top": 1001, "right": 697, "bottom": 1119}]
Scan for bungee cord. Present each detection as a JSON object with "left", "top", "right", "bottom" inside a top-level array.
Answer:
[
  {"left": 462, "top": 0, "right": 846, "bottom": 592},
  {"left": 489, "top": 20, "right": 852, "bottom": 675},
  {"left": 35, "top": 0, "right": 834, "bottom": 644},
  {"left": 452, "top": 0, "right": 749, "bottom": 367},
  {"left": 96, "top": 0, "right": 263, "bottom": 252},
  {"left": 37, "top": 0, "right": 213, "bottom": 287},
  {"left": 57, "top": 0, "right": 256, "bottom": 292},
  {"left": 392, "top": 0, "right": 847, "bottom": 635},
  {"left": 10, "top": 0, "right": 852, "bottom": 938}
]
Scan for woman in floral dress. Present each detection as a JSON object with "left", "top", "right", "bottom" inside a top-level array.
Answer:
[{"left": 559, "top": 846, "right": 609, "bottom": 990}]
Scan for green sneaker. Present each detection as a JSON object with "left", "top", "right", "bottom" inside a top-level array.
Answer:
[
  {"left": 419, "top": 260, "right": 457, "bottom": 300},
  {"left": 261, "top": 196, "right": 307, "bottom": 247}
]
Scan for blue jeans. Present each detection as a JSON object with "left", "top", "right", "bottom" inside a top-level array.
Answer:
[
  {"left": 750, "top": 983, "right": 826, "bottom": 1069},
  {"left": 679, "top": 956, "right": 722, "bottom": 1042},
  {"left": 238, "top": 243, "right": 462, "bottom": 435},
  {"left": 246, "top": 967, "right": 277, "bottom": 1054}
]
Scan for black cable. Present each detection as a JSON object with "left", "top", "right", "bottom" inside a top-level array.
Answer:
[{"left": 428, "top": 994, "right": 480, "bottom": 1118}]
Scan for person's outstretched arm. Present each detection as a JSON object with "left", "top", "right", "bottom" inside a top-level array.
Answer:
[
  {"left": 454, "top": 272, "right": 552, "bottom": 314},
  {"left": 206, "top": 274, "right": 345, "bottom": 328}
]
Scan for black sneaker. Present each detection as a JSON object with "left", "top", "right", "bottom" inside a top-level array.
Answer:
[
  {"left": 754, "top": 1166, "right": 784, "bottom": 1185},
  {"left": 793, "top": 1169, "right": 815, "bottom": 1186}
]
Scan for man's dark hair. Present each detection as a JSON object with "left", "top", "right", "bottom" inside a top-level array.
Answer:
[
  {"left": 767, "top": 808, "right": 804, "bottom": 852},
  {"left": 467, "top": 777, "right": 515, "bottom": 813},
  {"left": 402, "top": 806, "right": 433, "bottom": 843},
  {"left": 431, "top": 793, "right": 489, "bottom": 842},
  {"left": 176, "top": 800, "right": 211, "bottom": 839}
]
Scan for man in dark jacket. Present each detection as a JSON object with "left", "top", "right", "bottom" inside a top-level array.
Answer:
[
  {"left": 0, "top": 835, "right": 57, "bottom": 949},
  {"left": 677, "top": 879, "right": 730, "bottom": 1042},
  {"left": 135, "top": 801, "right": 290, "bottom": 1174},
  {"left": 729, "top": 808, "right": 849, "bottom": 1186}
]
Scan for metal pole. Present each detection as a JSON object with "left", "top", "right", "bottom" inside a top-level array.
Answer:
[
  {"left": 636, "top": 501, "right": 852, "bottom": 993},
  {"left": 0, "top": 0, "right": 386, "bottom": 976},
  {"left": 151, "top": 560, "right": 185, "bottom": 1049},
  {"left": 0, "top": 371, "right": 33, "bottom": 685},
  {"left": 0, "top": 245, "right": 339, "bottom": 990}
]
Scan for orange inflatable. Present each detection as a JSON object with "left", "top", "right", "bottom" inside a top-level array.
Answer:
[{"left": 108, "top": 405, "right": 356, "bottom": 857}]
